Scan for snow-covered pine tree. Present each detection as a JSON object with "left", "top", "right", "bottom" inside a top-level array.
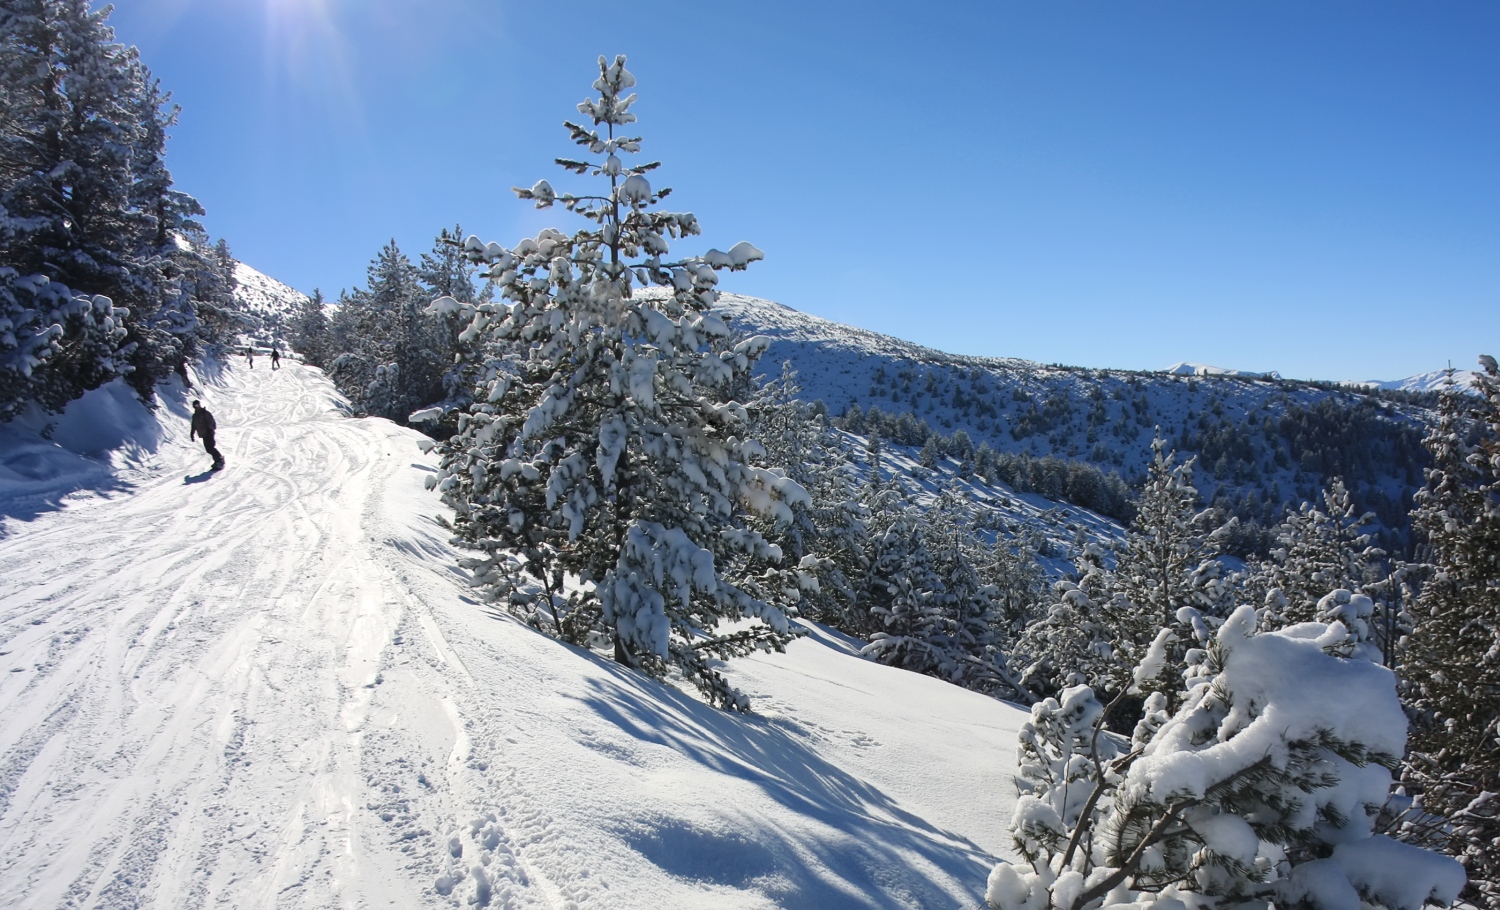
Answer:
[
  {"left": 0, "top": 269, "right": 126, "bottom": 418},
  {"left": 428, "top": 56, "right": 807, "bottom": 709},
  {"left": 166, "top": 232, "right": 241, "bottom": 359},
  {"left": 985, "top": 530, "right": 1048, "bottom": 646},
  {"left": 1397, "top": 357, "right": 1500, "bottom": 904},
  {"left": 1014, "top": 545, "right": 1118, "bottom": 701},
  {"left": 0, "top": 0, "right": 137, "bottom": 298},
  {"left": 329, "top": 241, "right": 448, "bottom": 422},
  {"left": 988, "top": 604, "right": 1467, "bottom": 910},
  {"left": 747, "top": 361, "right": 866, "bottom": 627},
  {"left": 1251, "top": 478, "right": 1384, "bottom": 630},
  {"left": 857, "top": 483, "right": 1031, "bottom": 699},
  {"left": 117, "top": 66, "right": 218, "bottom": 394},
  {"left": 926, "top": 484, "right": 1031, "bottom": 700},
  {"left": 860, "top": 497, "right": 950, "bottom": 676},
  {"left": 1, "top": 0, "right": 219, "bottom": 413},
  {"left": 288, "top": 289, "right": 330, "bottom": 368},
  {"left": 417, "top": 225, "right": 485, "bottom": 407},
  {"left": 0, "top": 0, "right": 137, "bottom": 411},
  {"left": 418, "top": 225, "right": 480, "bottom": 304},
  {"left": 1105, "top": 434, "right": 1229, "bottom": 711}
]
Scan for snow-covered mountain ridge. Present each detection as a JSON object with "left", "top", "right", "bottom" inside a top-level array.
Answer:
[
  {"left": 232, "top": 260, "right": 308, "bottom": 326},
  {"left": 712, "top": 292, "right": 1437, "bottom": 551},
  {"left": 1351, "top": 368, "right": 1482, "bottom": 395},
  {"left": 1165, "top": 361, "right": 1281, "bottom": 381}
]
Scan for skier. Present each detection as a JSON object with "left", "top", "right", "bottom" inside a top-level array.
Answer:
[
  {"left": 190, "top": 400, "right": 224, "bottom": 470},
  {"left": 245, "top": 346, "right": 254, "bottom": 368},
  {"left": 270, "top": 347, "right": 281, "bottom": 370}
]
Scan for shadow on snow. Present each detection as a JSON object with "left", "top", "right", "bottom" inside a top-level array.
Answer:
[{"left": 568, "top": 654, "right": 994, "bottom": 908}]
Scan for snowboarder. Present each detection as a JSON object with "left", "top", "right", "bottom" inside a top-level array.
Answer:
[
  {"left": 245, "top": 346, "right": 254, "bottom": 368},
  {"left": 190, "top": 400, "right": 224, "bottom": 470},
  {"left": 270, "top": 347, "right": 281, "bottom": 370}
]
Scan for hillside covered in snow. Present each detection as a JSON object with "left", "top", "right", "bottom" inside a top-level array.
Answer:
[
  {"left": 0, "top": 359, "right": 1024, "bottom": 909},
  {"left": 712, "top": 293, "right": 1438, "bottom": 553},
  {"left": 232, "top": 260, "right": 309, "bottom": 327}
]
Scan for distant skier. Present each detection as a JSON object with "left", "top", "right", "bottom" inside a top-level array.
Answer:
[
  {"left": 190, "top": 400, "right": 224, "bottom": 470},
  {"left": 270, "top": 347, "right": 281, "bottom": 370},
  {"left": 245, "top": 346, "right": 254, "bottom": 368}
]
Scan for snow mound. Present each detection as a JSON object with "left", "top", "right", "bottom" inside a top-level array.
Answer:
[{"left": 0, "top": 373, "right": 192, "bottom": 522}]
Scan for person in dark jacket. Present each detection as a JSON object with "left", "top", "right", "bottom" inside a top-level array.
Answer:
[
  {"left": 270, "top": 346, "right": 281, "bottom": 370},
  {"left": 190, "top": 400, "right": 224, "bottom": 470}
]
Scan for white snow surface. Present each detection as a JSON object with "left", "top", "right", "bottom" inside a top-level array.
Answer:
[
  {"left": 0, "top": 376, "right": 171, "bottom": 519},
  {"left": 0, "top": 360, "right": 1024, "bottom": 909}
]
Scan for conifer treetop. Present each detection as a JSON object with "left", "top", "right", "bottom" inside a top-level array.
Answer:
[{"left": 452, "top": 54, "right": 761, "bottom": 324}]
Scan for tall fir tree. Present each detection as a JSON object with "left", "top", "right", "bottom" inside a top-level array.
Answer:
[
  {"left": 429, "top": 56, "right": 808, "bottom": 709},
  {"left": 1, "top": 0, "right": 135, "bottom": 411},
  {"left": 328, "top": 241, "right": 448, "bottom": 422},
  {"left": 417, "top": 225, "right": 486, "bottom": 408},
  {"left": 288, "top": 288, "right": 330, "bottom": 368}
]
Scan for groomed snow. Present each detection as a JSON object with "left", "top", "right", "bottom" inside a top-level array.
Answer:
[{"left": 0, "top": 359, "right": 1024, "bottom": 909}]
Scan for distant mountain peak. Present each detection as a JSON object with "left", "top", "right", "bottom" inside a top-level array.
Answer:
[
  {"left": 1164, "top": 362, "right": 1281, "bottom": 381},
  {"left": 1347, "top": 369, "right": 1481, "bottom": 395}
]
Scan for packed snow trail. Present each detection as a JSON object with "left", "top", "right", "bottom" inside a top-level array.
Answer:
[{"left": 0, "top": 361, "right": 1023, "bottom": 909}]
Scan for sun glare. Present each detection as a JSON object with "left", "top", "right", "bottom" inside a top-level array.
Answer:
[{"left": 256, "top": 0, "right": 363, "bottom": 131}]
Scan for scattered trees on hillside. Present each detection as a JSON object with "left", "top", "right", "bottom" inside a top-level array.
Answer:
[
  {"left": 852, "top": 360, "right": 1430, "bottom": 559},
  {"left": 1, "top": 0, "right": 239, "bottom": 419},
  {"left": 840, "top": 405, "right": 1136, "bottom": 522}
]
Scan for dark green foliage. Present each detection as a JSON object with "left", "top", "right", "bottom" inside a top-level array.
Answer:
[
  {"left": 1397, "top": 360, "right": 1500, "bottom": 904},
  {"left": 287, "top": 288, "right": 330, "bottom": 369},
  {"left": 1, "top": 0, "right": 236, "bottom": 417},
  {"left": 837, "top": 405, "right": 1135, "bottom": 521},
  {"left": 326, "top": 237, "right": 462, "bottom": 423},
  {"left": 319, "top": 228, "right": 484, "bottom": 423}
]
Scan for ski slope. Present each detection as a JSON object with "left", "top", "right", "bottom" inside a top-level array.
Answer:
[{"left": 0, "top": 360, "right": 1025, "bottom": 909}]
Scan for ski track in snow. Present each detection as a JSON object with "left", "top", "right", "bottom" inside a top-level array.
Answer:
[{"left": 0, "top": 362, "right": 1023, "bottom": 909}]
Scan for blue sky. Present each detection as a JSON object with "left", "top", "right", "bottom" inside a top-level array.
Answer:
[{"left": 107, "top": 0, "right": 1497, "bottom": 382}]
